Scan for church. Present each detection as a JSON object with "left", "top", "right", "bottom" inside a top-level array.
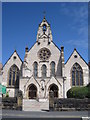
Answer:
[{"left": 2, "top": 17, "right": 89, "bottom": 101}]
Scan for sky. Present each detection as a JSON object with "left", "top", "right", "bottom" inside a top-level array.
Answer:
[{"left": 2, "top": 2, "right": 88, "bottom": 65}]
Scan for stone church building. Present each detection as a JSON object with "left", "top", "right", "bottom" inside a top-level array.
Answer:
[{"left": 2, "top": 17, "right": 89, "bottom": 101}]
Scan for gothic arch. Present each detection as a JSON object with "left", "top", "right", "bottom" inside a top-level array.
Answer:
[
  {"left": 49, "top": 84, "right": 58, "bottom": 98},
  {"left": 41, "top": 64, "right": 47, "bottom": 78},
  {"left": 8, "top": 64, "right": 19, "bottom": 88},
  {"left": 27, "top": 84, "right": 37, "bottom": 99},
  {"left": 33, "top": 61, "right": 38, "bottom": 77},
  {"left": 71, "top": 63, "right": 83, "bottom": 86},
  {"left": 50, "top": 61, "right": 55, "bottom": 77}
]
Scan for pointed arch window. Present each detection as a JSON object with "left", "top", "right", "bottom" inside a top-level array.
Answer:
[
  {"left": 43, "top": 24, "right": 47, "bottom": 32},
  {"left": 71, "top": 63, "right": 83, "bottom": 86},
  {"left": 8, "top": 64, "right": 19, "bottom": 88},
  {"left": 33, "top": 62, "right": 38, "bottom": 77},
  {"left": 42, "top": 64, "right": 47, "bottom": 78},
  {"left": 50, "top": 61, "right": 55, "bottom": 77}
]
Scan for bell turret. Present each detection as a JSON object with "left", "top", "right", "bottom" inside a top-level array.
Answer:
[{"left": 36, "top": 17, "right": 53, "bottom": 44}]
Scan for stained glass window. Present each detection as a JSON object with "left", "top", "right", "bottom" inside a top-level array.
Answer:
[
  {"left": 42, "top": 64, "right": 47, "bottom": 78},
  {"left": 71, "top": 63, "right": 83, "bottom": 86},
  {"left": 33, "top": 62, "right": 38, "bottom": 77},
  {"left": 43, "top": 24, "right": 46, "bottom": 32},
  {"left": 38, "top": 48, "right": 51, "bottom": 61},
  {"left": 72, "top": 71, "right": 75, "bottom": 86},
  {"left": 9, "top": 71, "right": 12, "bottom": 86},
  {"left": 8, "top": 64, "right": 19, "bottom": 87},
  {"left": 50, "top": 61, "right": 55, "bottom": 76}
]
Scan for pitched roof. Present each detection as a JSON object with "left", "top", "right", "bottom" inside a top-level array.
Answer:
[
  {"left": 3, "top": 50, "right": 22, "bottom": 68},
  {"left": 52, "top": 41, "right": 61, "bottom": 52},
  {"left": 65, "top": 48, "right": 88, "bottom": 65},
  {"left": 39, "top": 16, "right": 50, "bottom": 26}
]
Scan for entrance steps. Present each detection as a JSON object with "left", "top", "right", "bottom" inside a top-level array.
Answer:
[{"left": 23, "top": 99, "right": 49, "bottom": 111}]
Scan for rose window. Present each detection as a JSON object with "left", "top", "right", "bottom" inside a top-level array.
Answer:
[{"left": 38, "top": 48, "right": 51, "bottom": 61}]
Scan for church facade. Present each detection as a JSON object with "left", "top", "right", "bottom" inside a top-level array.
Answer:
[{"left": 2, "top": 17, "right": 89, "bottom": 99}]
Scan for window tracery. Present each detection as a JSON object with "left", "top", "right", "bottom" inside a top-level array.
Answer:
[
  {"left": 38, "top": 48, "right": 51, "bottom": 61},
  {"left": 71, "top": 63, "right": 83, "bottom": 86},
  {"left": 8, "top": 64, "right": 19, "bottom": 87}
]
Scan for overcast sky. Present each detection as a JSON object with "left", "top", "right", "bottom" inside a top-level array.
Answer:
[{"left": 2, "top": 2, "right": 88, "bottom": 65}]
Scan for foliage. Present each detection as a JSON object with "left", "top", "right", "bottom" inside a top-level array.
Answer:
[
  {"left": 67, "top": 84, "right": 90, "bottom": 99},
  {"left": 86, "top": 83, "right": 90, "bottom": 98},
  {"left": 6, "top": 92, "right": 9, "bottom": 97}
]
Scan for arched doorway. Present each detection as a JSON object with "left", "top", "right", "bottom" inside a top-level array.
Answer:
[
  {"left": 28, "top": 84, "right": 37, "bottom": 99},
  {"left": 49, "top": 84, "right": 58, "bottom": 98}
]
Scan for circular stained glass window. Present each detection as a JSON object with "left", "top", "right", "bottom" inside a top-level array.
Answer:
[{"left": 38, "top": 48, "right": 51, "bottom": 61}]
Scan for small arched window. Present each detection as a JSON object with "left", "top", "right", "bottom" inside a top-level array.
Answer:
[
  {"left": 50, "top": 61, "right": 55, "bottom": 77},
  {"left": 71, "top": 63, "right": 83, "bottom": 86},
  {"left": 33, "top": 62, "right": 38, "bottom": 77},
  {"left": 43, "top": 24, "right": 46, "bottom": 32},
  {"left": 8, "top": 64, "right": 19, "bottom": 88},
  {"left": 42, "top": 64, "right": 47, "bottom": 78}
]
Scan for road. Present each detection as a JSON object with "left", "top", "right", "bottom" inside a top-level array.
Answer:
[{"left": 0, "top": 109, "right": 89, "bottom": 120}]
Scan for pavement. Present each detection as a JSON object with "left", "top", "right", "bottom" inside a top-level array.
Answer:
[{"left": 1, "top": 109, "right": 89, "bottom": 119}]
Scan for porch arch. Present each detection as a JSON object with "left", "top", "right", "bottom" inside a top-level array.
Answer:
[
  {"left": 27, "top": 84, "right": 37, "bottom": 99},
  {"left": 49, "top": 84, "right": 59, "bottom": 98}
]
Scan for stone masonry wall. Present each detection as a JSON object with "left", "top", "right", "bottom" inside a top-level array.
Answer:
[{"left": 49, "top": 97, "right": 90, "bottom": 111}]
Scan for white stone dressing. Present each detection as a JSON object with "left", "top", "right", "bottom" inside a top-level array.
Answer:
[
  {"left": 37, "top": 16, "right": 52, "bottom": 44},
  {"left": 1, "top": 17, "right": 89, "bottom": 103}
]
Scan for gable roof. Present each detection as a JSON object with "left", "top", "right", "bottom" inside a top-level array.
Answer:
[
  {"left": 46, "top": 76, "right": 62, "bottom": 86},
  {"left": 39, "top": 16, "right": 50, "bottom": 26},
  {"left": 28, "top": 40, "right": 61, "bottom": 54},
  {"left": 65, "top": 48, "right": 88, "bottom": 66},
  {"left": 24, "top": 75, "right": 40, "bottom": 87},
  {"left": 3, "top": 50, "right": 22, "bottom": 68},
  {"left": 52, "top": 41, "right": 61, "bottom": 52},
  {"left": 39, "top": 33, "right": 49, "bottom": 39},
  {"left": 28, "top": 41, "right": 37, "bottom": 52}
]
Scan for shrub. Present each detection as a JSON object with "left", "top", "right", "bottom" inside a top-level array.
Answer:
[
  {"left": 6, "top": 92, "right": 9, "bottom": 97},
  {"left": 86, "top": 83, "right": 90, "bottom": 98},
  {"left": 67, "top": 85, "right": 90, "bottom": 99}
]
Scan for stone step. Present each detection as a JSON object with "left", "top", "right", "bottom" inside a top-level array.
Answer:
[{"left": 23, "top": 99, "right": 49, "bottom": 111}]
